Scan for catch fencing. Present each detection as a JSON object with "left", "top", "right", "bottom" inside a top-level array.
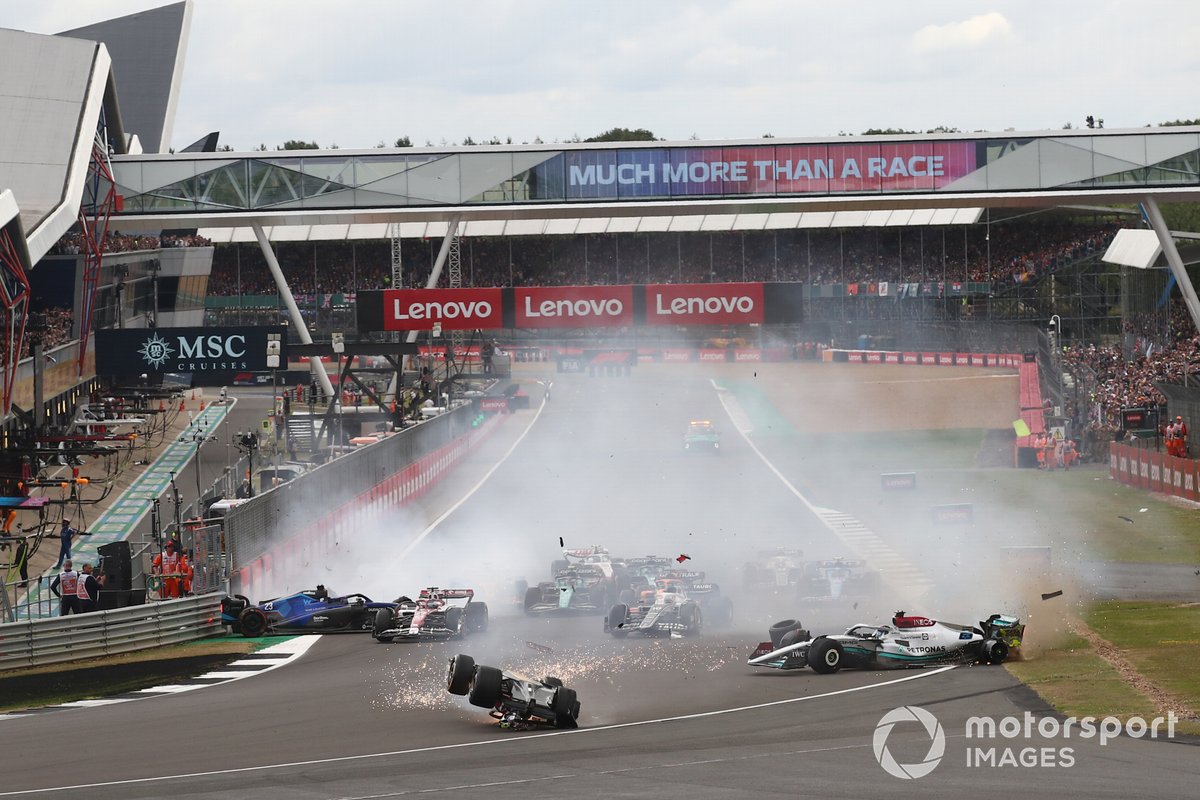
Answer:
[{"left": 0, "top": 593, "right": 223, "bottom": 671}]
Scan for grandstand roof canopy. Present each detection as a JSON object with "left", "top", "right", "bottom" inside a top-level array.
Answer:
[{"left": 0, "top": 27, "right": 121, "bottom": 263}]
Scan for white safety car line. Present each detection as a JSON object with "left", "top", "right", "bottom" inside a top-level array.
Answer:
[
  {"left": 0, "top": 636, "right": 319, "bottom": 721},
  {"left": 0, "top": 666, "right": 955, "bottom": 796},
  {"left": 711, "top": 379, "right": 934, "bottom": 599}
]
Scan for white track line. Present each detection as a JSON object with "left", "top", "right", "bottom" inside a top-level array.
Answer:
[
  {"left": 711, "top": 380, "right": 933, "bottom": 598},
  {"left": 0, "top": 666, "right": 955, "bottom": 796},
  {"left": 396, "top": 393, "right": 548, "bottom": 560}
]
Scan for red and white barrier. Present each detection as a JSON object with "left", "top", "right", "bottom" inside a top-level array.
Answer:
[{"left": 1110, "top": 442, "right": 1200, "bottom": 502}]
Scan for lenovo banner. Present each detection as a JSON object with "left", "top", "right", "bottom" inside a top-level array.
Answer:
[
  {"left": 94, "top": 326, "right": 287, "bottom": 375},
  {"left": 357, "top": 282, "right": 802, "bottom": 331},
  {"left": 514, "top": 285, "right": 634, "bottom": 328},
  {"left": 644, "top": 282, "right": 765, "bottom": 326},
  {"left": 360, "top": 288, "right": 504, "bottom": 332}
]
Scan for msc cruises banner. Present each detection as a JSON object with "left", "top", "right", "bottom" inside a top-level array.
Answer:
[
  {"left": 357, "top": 283, "right": 803, "bottom": 332},
  {"left": 95, "top": 326, "right": 288, "bottom": 374}
]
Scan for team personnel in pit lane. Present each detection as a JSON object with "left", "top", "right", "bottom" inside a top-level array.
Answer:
[
  {"left": 77, "top": 563, "right": 101, "bottom": 612},
  {"left": 51, "top": 560, "right": 81, "bottom": 616}
]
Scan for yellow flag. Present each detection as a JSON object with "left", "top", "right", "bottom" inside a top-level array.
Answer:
[{"left": 1013, "top": 419, "right": 1031, "bottom": 437}]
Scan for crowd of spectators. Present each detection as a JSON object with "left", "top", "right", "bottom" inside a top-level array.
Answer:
[
  {"left": 51, "top": 231, "right": 211, "bottom": 256},
  {"left": 204, "top": 219, "right": 1117, "bottom": 297},
  {"left": 1063, "top": 301, "right": 1200, "bottom": 453},
  {"left": 0, "top": 307, "right": 74, "bottom": 363}
]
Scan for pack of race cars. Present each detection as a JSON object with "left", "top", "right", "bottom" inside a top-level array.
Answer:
[{"left": 219, "top": 547, "right": 1024, "bottom": 732}]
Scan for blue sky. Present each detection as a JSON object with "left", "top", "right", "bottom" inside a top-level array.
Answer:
[{"left": 5, "top": 0, "right": 1198, "bottom": 152}]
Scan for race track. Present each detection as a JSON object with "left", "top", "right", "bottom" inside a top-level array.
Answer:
[{"left": 4, "top": 365, "right": 1197, "bottom": 798}]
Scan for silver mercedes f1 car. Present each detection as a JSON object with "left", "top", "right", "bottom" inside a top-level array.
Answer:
[{"left": 747, "top": 610, "right": 1024, "bottom": 673}]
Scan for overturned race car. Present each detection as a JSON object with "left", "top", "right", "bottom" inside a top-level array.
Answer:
[
  {"left": 221, "top": 585, "right": 397, "bottom": 637},
  {"left": 747, "top": 610, "right": 1024, "bottom": 673},
  {"left": 447, "top": 653, "right": 581, "bottom": 730},
  {"left": 373, "top": 588, "right": 488, "bottom": 642}
]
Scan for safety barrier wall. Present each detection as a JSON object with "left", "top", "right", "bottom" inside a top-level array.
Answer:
[
  {"left": 0, "top": 593, "right": 223, "bottom": 671},
  {"left": 1109, "top": 442, "right": 1200, "bottom": 501},
  {"left": 227, "top": 406, "right": 508, "bottom": 601}
]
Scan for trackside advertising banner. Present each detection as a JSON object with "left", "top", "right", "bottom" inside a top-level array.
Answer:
[
  {"left": 357, "top": 283, "right": 803, "bottom": 331},
  {"left": 644, "top": 283, "right": 764, "bottom": 326},
  {"left": 514, "top": 285, "right": 634, "bottom": 328},
  {"left": 95, "top": 326, "right": 287, "bottom": 374},
  {"left": 365, "top": 288, "right": 504, "bottom": 332}
]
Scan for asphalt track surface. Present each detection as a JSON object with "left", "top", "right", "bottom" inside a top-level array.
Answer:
[{"left": 4, "top": 366, "right": 1198, "bottom": 798}]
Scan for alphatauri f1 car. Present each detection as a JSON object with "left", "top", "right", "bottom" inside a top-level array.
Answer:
[
  {"left": 605, "top": 580, "right": 703, "bottom": 637},
  {"left": 373, "top": 588, "right": 488, "bottom": 642},
  {"left": 747, "top": 611, "right": 1024, "bottom": 673},
  {"left": 221, "top": 586, "right": 397, "bottom": 637},
  {"left": 447, "top": 653, "right": 581, "bottom": 730}
]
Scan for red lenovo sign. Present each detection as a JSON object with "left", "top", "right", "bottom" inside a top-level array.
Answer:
[
  {"left": 645, "top": 282, "right": 764, "bottom": 325},
  {"left": 380, "top": 288, "right": 503, "bottom": 331},
  {"left": 515, "top": 286, "right": 633, "bottom": 328}
]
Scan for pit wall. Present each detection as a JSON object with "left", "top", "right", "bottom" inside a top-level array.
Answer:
[
  {"left": 1108, "top": 443, "right": 1200, "bottom": 501},
  {"left": 230, "top": 408, "right": 507, "bottom": 602}
]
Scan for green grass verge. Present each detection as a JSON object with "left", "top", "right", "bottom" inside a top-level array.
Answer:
[
  {"left": 1008, "top": 604, "right": 1200, "bottom": 736},
  {"left": 1087, "top": 601, "right": 1200, "bottom": 710}
]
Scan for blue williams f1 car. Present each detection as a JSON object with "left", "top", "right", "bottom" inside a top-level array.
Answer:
[{"left": 220, "top": 585, "right": 398, "bottom": 637}]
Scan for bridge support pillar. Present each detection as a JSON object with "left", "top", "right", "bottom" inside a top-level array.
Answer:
[
  {"left": 1142, "top": 195, "right": 1200, "bottom": 336},
  {"left": 252, "top": 223, "right": 335, "bottom": 400}
]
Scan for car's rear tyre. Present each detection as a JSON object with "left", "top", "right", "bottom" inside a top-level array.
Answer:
[
  {"left": 608, "top": 603, "right": 629, "bottom": 637},
  {"left": 445, "top": 607, "right": 464, "bottom": 638},
  {"left": 447, "top": 654, "right": 475, "bottom": 695},
  {"left": 372, "top": 607, "right": 394, "bottom": 642},
  {"left": 238, "top": 607, "right": 268, "bottom": 638},
  {"left": 708, "top": 596, "right": 734, "bottom": 626},
  {"left": 778, "top": 627, "right": 810, "bottom": 648},
  {"left": 808, "top": 638, "right": 844, "bottom": 674},
  {"left": 466, "top": 602, "right": 489, "bottom": 633},
  {"left": 618, "top": 589, "right": 636, "bottom": 606},
  {"left": 981, "top": 639, "right": 1009, "bottom": 665},
  {"left": 524, "top": 586, "right": 541, "bottom": 614},
  {"left": 681, "top": 603, "right": 702, "bottom": 636},
  {"left": 769, "top": 619, "right": 805, "bottom": 648},
  {"left": 468, "top": 665, "right": 503, "bottom": 708},
  {"left": 553, "top": 687, "right": 579, "bottom": 729},
  {"left": 544, "top": 676, "right": 563, "bottom": 687}
]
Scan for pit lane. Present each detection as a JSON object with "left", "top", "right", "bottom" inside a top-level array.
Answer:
[{"left": 3, "top": 365, "right": 1197, "bottom": 798}]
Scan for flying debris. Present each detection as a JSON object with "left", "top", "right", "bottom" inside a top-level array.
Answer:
[
  {"left": 525, "top": 641, "right": 554, "bottom": 654},
  {"left": 676, "top": 553, "right": 691, "bottom": 563},
  {"left": 559, "top": 536, "right": 564, "bottom": 547},
  {"left": 1118, "top": 516, "right": 1134, "bottom": 524},
  {"left": 1041, "top": 590, "right": 1064, "bottom": 601}
]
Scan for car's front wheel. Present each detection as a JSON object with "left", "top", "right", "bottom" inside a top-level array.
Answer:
[
  {"left": 373, "top": 608, "right": 394, "bottom": 642},
  {"left": 808, "top": 638, "right": 844, "bottom": 674},
  {"left": 468, "top": 665, "right": 503, "bottom": 708},
  {"left": 608, "top": 603, "right": 629, "bottom": 637},
  {"left": 447, "top": 653, "right": 475, "bottom": 695}
]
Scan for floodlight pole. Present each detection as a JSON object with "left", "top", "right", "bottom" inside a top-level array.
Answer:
[
  {"left": 1141, "top": 196, "right": 1200, "bottom": 335},
  {"left": 252, "top": 223, "right": 335, "bottom": 399}
]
